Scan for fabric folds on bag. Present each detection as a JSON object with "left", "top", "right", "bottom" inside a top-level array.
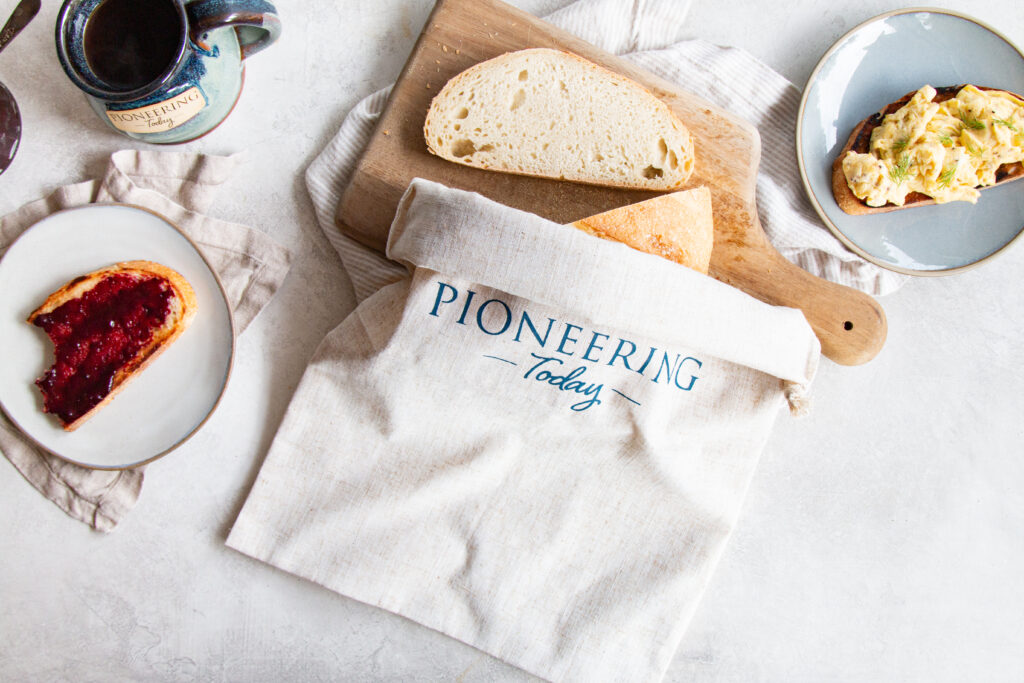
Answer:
[{"left": 228, "top": 180, "right": 819, "bottom": 683}]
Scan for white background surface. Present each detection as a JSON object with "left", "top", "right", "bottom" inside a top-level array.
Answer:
[{"left": 1, "top": 0, "right": 1022, "bottom": 681}]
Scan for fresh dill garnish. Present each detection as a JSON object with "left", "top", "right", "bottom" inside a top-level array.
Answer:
[
  {"left": 938, "top": 162, "right": 957, "bottom": 188},
  {"left": 993, "top": 118, "right": 1020, "bottom": 132},
  {"left": 959, "top": 113, "right": 986, "bottom": 131},
  {"left": 892, "top": 137, "right": 910, "bottom": 153},
  {"left": 964, "top": 140, "right": 985, "bottom": 158},
  {"left": 938, "top": 134, "right": 954, "bottom": 147},
  {"left": 888, "top": 153, "right": 911, "bottom": 184}
]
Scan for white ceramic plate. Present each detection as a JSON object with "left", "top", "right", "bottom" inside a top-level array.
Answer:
[
  {"left": 797, "top": 8, "right": 1024, "bottom": 275},
  {"left": 0, "top": 204, "right": 234, "bottom": 469}
]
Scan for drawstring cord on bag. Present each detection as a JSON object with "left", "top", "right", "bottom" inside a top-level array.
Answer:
[{"left": 783, "top": 380, "right": 811, "bottom": 417}]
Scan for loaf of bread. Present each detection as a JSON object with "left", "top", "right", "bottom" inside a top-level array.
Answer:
[
  {"left": 28, "top": 261, "right": 197, "bottom": 431},
  {"left": 569, "top": 187, "right": 713, "bottom": 274},
  {"left": 424, "top": 48, "right": 695, "bottom": 190},
  {"left": 833, "top": 84, "right": 1024, "bottom": 214}
]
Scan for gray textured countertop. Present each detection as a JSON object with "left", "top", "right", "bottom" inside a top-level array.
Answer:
[{"left": 2, "top": 0, "right": 1022, "bottom": 680}]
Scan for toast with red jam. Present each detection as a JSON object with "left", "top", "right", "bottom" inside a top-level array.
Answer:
[{"left": 28, "top": 261, "right": 197, "bottom": 431}]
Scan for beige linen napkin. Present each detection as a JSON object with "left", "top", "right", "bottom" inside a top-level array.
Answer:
[{"left": 0, "top": 150, "right": 292, "bottom": 532}]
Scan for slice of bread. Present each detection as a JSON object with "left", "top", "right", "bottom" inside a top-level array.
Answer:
[
  {"left": 569, "top": 187, "right": 713, "bottom": 274},
  {"left": 28, "top": 260, "right": 197, "bottom": 431},
  {"left": 832, "top": 85, "right": 1024, "bottom": 215},
  {"left": 424, "top": 48, "right": 695, "bottom": 190}
]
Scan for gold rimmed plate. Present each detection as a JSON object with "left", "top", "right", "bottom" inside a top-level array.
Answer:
[
  {"left": 0, "top": 204, "right": 234, "bottom": 469},
  {"left": 797, "top": 8, "right": 1024, "bottom": 275}
]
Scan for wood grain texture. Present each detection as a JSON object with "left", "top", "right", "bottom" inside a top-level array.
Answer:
[{"left": 336, "top": 0, "right": 887, "bottom": 365}]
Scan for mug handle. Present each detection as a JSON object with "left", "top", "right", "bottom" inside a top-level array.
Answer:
[{"left": 186, "top": 0, "right": 282, "bottom": 60}]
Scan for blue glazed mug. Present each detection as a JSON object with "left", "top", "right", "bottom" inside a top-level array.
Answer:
[{"left": 56, "top": 0, "right": 281, "bottom": 143}]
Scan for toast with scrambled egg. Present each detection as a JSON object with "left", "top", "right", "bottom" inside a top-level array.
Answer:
[{"left": 832, "top": 85, "right": 1024, "bottom": 214}]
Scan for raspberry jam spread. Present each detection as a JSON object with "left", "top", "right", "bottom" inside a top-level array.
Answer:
[{"left": 32, "top": 273, "right": 175, "bottom": 426}]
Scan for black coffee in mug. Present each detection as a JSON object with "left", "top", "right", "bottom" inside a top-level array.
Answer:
[
  {"left": 83, "top": 0, "right": 183, "bottom": 91},
  {"left": 58, "top": 0, "right": 281, "bottom": 143}
]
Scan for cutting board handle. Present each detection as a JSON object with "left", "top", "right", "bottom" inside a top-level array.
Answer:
[
  {"left": 332, "top": 0, "right": 887, "bottom": 366},
  {"left": 712, "top": 235, "right": 887, "bottom": 366}
]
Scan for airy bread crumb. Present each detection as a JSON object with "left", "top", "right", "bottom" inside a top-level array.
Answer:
[{"left": 424, "top": 48, "right": 696, "bottom": 190}]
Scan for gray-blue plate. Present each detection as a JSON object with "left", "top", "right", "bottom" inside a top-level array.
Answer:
[{"left": 796, "top": 8, "right": 1024, "bottom": 275}]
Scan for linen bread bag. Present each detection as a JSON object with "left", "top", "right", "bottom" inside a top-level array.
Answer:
[{"left": 227, "top": 179, "right": 820, "bottom": 682}]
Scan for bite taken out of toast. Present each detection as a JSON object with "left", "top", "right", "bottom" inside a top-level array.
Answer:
[
  {"left": 27, "top": 260, "right": 197, "bottom": 431},
  {"left": 832, "top": 84, "right": 1024, "bottom": 215}
]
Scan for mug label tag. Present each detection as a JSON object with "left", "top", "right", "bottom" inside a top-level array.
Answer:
[{"left": 105, "top": 87, "right": 208, "bottom": 133}]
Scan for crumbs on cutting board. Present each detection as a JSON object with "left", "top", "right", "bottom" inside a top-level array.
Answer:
[{"left": 436, "top": 43, "right": 461, "bottom": 55}]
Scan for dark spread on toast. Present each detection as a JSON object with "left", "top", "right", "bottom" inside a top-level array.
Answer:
[{"left": 32, "top": 273, "right": 175, "bottom": 425}]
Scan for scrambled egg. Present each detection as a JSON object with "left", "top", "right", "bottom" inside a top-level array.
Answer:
[{"left": 842, "top": 85, "right": 1024, "bottom": 207}]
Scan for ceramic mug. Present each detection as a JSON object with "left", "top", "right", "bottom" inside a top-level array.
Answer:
[{"left": 56, "top": 0, "right": 281, "bottom": 143}]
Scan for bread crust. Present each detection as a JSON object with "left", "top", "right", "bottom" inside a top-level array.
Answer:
[
  {"left": 570, "top": 187, "right": 713, "bottom": 273},
  {"left": 28, "top": 261, "right": 197, "bottom": 431},
  {"left": 832, "top": 85, "right": 1024, "bottom": 215},
  {"left": 424, "top": 48, "right": 695, "bottom": 191}
]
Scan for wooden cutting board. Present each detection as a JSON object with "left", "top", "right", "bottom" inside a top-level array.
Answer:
[{"left": 336, "top": 0, "right": 887, "bottom": 365}]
